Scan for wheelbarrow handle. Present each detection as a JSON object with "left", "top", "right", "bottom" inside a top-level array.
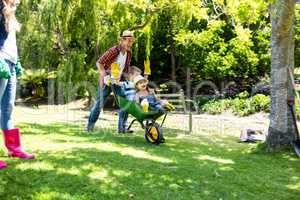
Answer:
[
  {"left": 288, "top": 104, "right": 300, "bottom": 140},
  {"left": 288, "top": 98, "right": 295, "bottom": 106}
]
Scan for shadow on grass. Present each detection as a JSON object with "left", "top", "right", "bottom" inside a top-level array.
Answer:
[{"left": 0, "top": 122, "right": 300, "bottom": 200}]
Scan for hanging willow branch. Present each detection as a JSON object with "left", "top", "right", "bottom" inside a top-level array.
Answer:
[
  {"left": 53, "top": 25, "right": 69, "bottom": 55},
  {"left": 130, "top": 7, "right": 159, "bottom": 31},
  {"left": 130, "top": 16, "right": 153, "bottom": 31}
]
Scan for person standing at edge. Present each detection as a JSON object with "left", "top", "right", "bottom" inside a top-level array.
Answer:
[
  {"left": 87, "top": 30, "right": 134, "bottom": 132},
  {"left": 0, "top": 0, "right": 35, "bottom": 170}
]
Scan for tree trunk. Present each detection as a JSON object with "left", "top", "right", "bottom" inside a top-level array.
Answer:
[{"left": 267, "top": 0, "right": 297, "bottom": 151}]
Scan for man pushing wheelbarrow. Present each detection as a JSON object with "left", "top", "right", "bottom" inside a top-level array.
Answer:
[
  {"left": 87, "top": 30, "right": 175, "bottom": 144},
  {"left": 87, "top": 30, "right": 135, "bottom": 133}
]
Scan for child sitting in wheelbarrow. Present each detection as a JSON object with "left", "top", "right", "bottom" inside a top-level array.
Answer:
[
  {"left": 133, "top": 75, "right": 175, "bottom": 112},
  {"left": 110, "top": 74, "right": 174, "bottom": 144},
  {"left": 118, "top": 66, "right": 142, "bottom": 133}
]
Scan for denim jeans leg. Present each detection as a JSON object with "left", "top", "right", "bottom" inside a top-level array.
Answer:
[
  {"left": 0, "top": 79, "right": 8, "bottom": 97},
  {"left": 0, "top": 73, "right": 16, "bottom": 131},
  {"left": 123, "top": 111, "right": 129, "bottom": 129},
  {"left": 87, "top": 85, "right": 111, "bottom": 131},
  {"left": 0, "top": 78, "right": 8, "bottom": 130},
  {"left": 112, "top": 84, "right": 125, "bottom": 97},
  {"left": 114, "top": 84, "right": 128, "bottom": 132},
  {"left": 118, "top": 109, "right": 126, "bottom": 132}
]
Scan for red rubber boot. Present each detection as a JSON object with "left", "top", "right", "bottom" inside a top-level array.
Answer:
[
  {"left": 0, "top": 161, "right": 7, "bottom": 169},
  {"left": 3, "top": 128, "right": 35, "bottom": 159}
]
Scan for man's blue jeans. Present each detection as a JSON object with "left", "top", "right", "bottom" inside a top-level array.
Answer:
[
  {"left": 87, "top": 84, "right": 124, "bottom": 131},
  {"left": 118, "top": 110, "right": 129, "bottom": 132},
  {"left": 0, "top": 60, "right": 16, "bottom": 130}
]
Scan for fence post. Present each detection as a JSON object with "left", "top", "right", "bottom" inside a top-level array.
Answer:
[
  {"left": 186, "top": 67, "right": 192, "bottom": 134},
  {"left": 189, "top": 110, "right": 193, "bottom": 133},
  {"left": 179, "top": 89, "right": 186, "bottom": 113}
]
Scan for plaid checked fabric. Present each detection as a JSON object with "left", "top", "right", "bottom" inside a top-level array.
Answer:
[{"left": 97, "top": 45, "right": 132, "bottom": 74}]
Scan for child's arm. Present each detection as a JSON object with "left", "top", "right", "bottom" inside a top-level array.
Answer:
[
  {"left": 151, "top": 92, "right": 160, "bottom": 101},
  {"left": 135, "top": 93, "right": 140, "bottom": 104},
  {"left": 155, "top": 93, "right": 161, "bottom": 101}
]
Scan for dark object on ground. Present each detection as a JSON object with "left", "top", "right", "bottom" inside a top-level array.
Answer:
[{"left": 118, "top": 130, "right": 134, "bottom": 134}]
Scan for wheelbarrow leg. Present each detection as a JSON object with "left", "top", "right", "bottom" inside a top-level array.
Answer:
[
  {"left": 127, "top": 119, "right": 137, "bottom": 131},
  {"left": 160, "top": 113, "right": 168, "bottom": 128}
]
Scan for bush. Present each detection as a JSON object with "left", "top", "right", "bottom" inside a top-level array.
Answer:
[
  {"left": 231, "top": 94, "right": 270, "bottom": 116},
  {"left": 201, "top": 93, "right": 270, "bottom": 116},
  {"left": 195, "top": 96, "right": 217, "bottom": 107},
  {"left": 20, "top": 69, "right": 57, "bottom": 98},
  {"left": 223, "top": 85, "right": 243, "bottom": 98},
  {"left": 202, "top": 99, "right": 232, "bottom": 115},
  {"left": 250, "top": 94, "right": 270, "bottom": 112},
  {"left": 231, "top": 98, "right": 255, "bottom": 116},
  {"left": 202, "top": 100, "right": 223, "bottom": 115},
  {"left": 237, "top": 91, "right": 250, "bottom": 99},
  {"left": 252, "top": 77, "right": 270, "bottom": 95}
]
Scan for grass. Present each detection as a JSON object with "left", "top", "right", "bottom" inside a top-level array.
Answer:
[{"left": 0, "top": 123, "right": 300, "bottom": 200}]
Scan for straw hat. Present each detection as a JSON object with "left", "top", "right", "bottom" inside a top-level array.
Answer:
[
  {"left": 134, "top": 75, "right": 148, "bottom": 86},
  {"left": 121, "top": 30, "right": 134, "bottom": 38}
]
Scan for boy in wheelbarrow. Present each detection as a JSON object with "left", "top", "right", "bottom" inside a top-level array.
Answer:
[{"left": 115, "top": 66, "right": 142, "bottom": 133}]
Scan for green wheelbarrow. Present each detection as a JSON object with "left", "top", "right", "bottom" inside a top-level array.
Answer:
[{"left": 115, "top": 95, "right": 168, "bottom": 145}]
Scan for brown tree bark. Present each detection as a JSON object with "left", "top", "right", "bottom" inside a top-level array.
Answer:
[{"left": 267, "top": 0, "right": 297, "bottom": 151}]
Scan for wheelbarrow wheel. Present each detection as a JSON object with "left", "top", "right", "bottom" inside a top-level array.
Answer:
[{"left": 145, "top": 122, "right": 165, "bottom": 145}]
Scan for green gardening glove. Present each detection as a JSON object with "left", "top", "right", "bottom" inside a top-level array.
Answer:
[
  {"left": 0, "top": 59, "right": 11, "bottom": 79},
  {"left": 15, "top": 59, "right": 23, "bottom": 77}
]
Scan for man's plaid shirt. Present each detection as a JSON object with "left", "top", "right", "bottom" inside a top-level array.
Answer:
[{"left": 97, "top": 45, "right": 132, "bottom": 74}]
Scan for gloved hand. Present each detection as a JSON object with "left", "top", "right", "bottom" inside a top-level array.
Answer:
[
  {"left": 0, "top": 59, "right": 11, "bottom": 79},
  {"left": 144, "top": 59, "right": 151, "bottom": 76},
  {"left": 104, "top": 75, "right": 112, "bottom": 86},
  {"left": 165, "top": 102, "right": 175, "bottom": 111},
  {"left": 15, "top": 59, "right": 23, "bottom": 77},
  {"left": 161, "top": 100, "right": 175, "bottom": 111}
]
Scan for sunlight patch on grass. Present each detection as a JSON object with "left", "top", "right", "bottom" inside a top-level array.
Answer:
[
  {"left": 57, "top": 167, "right": 81, "bottom": 176},
  {"left": 16, "top": 162, "right": 55, "bottom": 171},
  {"left": 98, "top": 143, "right": 173, "bottom": 164},
  {"left": 219, "top": 166, "right": 234, "bottom": 171},
  {"left": 286, "top": 176, "right": 300, "bottom": 190},
  {"left": 88, "top": 169, "right": 109, "bottom": 180},
  {"left": 283, "top": 154, "right": 299, "bottom": 161},
  {"left": 88, "top": 168, "right": 131, "bottom": 182},
  {"left": 197, "top": 155, "right": 235, "bottom": 164},
  {"left": 286, "top": 183, "right": 300, "bottom": 190},
  {"left": 112, "top": 169, "right": 132, "bottom": 177},
  {"left": 31, "top": 141, "right": 90, "bottom": 151},
  {"left": 32, "top": 191, "right": 75, "bottom": 200},
  {"left": 98, "top": 178, "right": 128, "bottom": 197},
  {"left": 21, "top": 126, "right": 46, "bottom": 135}
]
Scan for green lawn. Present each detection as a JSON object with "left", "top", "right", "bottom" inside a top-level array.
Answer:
[{"left": 0, "top": 123, "right": 299, "bottom": 200}]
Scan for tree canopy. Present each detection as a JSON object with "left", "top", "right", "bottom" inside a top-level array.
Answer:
[{"left": 15, "top": 0, "right": 297, "bottom": 100}]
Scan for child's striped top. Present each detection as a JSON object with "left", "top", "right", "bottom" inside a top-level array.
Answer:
[{"left": 120, "top": 80, "right": 136, "bottom": 101}]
